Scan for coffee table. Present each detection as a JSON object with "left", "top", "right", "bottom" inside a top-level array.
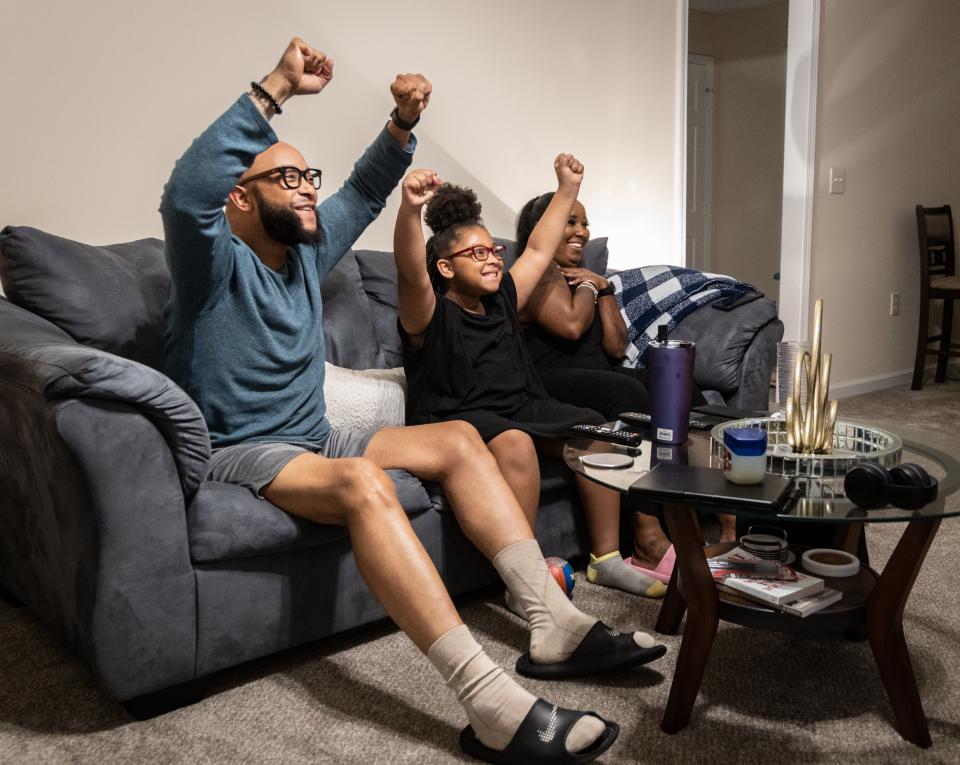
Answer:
[{"left": 563, "top": 422, "right": 960, "bottom": 748}]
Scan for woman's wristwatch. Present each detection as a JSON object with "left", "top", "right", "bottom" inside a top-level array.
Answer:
[{"left": 596, "top": 283, "right": 616, "bottom": 297}]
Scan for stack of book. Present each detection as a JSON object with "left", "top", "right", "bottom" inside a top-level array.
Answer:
[{"left": 709, "top": 547, "right": 841, "bottom": 617}]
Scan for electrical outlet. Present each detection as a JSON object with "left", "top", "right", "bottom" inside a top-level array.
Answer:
[{"left": 890, "top": 292, "right": 900, "bottom": 316}]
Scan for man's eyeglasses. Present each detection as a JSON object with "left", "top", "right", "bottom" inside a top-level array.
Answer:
[
  {"left": 446, "top": 244, "right": 507, "bottom": 262},
  {"left": 241, "top": 166, "right": 323, "bottom": 190}
]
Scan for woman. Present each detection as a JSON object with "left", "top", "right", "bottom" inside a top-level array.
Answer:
[
  {"left": 393, "top": 156, "right": 665, "bottom": 600},
  {"left": 515, "top": 194, "right": 712, "bottom": 582}
]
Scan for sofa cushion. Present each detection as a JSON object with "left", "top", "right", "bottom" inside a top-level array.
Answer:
[
  {"left": 0, "top": 226, "right": 170, "bottom": 371},
  {"left": 320, "top": 250, "right": 385, "bottom": 369},
  {"left": 187, "top": 469, "right": 434, "bottom": 563}
]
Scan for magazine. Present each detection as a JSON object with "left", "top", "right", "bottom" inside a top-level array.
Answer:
[
  {"left": 781, "top": 587, "right": 842, "bottom": 617},
  {"left": 710, "top": 546, "right": 823, "bottom": 606},
  {"left": 716, "top": 583, "right": 842, "bottom": 617},
  {"left": 708, "top": 547, "right": 797, "bottom": 582}
]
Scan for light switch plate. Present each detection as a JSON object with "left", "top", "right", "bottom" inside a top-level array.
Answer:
[{"left": 829, "top": 167, "right": 846, "bottom": 194}]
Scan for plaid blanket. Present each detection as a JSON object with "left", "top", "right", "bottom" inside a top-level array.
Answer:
[{"left": 610, "top": 265, "right": 757, "bottom": 367}]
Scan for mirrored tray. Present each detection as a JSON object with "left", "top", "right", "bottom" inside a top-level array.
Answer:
[{"left": 710, "top": 418, "right": 903, "bottom": 479}]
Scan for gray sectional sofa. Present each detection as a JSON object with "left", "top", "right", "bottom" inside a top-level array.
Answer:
[{"left": 0, "top": 225, "right": 783, "bottom": 714}]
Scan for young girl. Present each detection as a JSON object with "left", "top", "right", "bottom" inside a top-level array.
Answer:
[{"left": 393, "top": 155, "right": 666, "bottom": 600}]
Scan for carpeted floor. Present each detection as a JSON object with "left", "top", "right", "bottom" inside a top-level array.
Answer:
[{"left": 2, "top": 381, "right": 958, "bottom": 764}]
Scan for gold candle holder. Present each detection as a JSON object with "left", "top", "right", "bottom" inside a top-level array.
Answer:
[{"left": 785, "top": 298, "right": 838, "bottom": 453}]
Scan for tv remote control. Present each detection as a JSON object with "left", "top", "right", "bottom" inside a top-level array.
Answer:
[
  {"left": 619, "top": 411, "right": 715, "bottom": 431},
  {"left": 618, "top": 411, "right": 652, "bottom": 427},
  {"left": 568, "top": 424, "right": 644, "bottom": 447}
]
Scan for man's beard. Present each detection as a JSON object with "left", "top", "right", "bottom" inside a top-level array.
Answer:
[{"left": 253, "top": 189, "right": 324, "bottom": 247}]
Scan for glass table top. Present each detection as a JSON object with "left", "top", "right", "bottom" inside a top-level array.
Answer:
[{"left": 563, "top": 419, "right": 960, "bottom": 524}]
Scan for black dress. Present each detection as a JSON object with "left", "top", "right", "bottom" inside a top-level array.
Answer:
[
  {"left": 523, "top": 289, "right": 706, "bottom": 421},
  {"left": 401, "top": 273, "right": 603, "bottom": 442}
]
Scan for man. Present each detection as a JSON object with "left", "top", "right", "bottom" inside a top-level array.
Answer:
[{"left": 161, "top": 37, "right": 665, "bottom": 764}]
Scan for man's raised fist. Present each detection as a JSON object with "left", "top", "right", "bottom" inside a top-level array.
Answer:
[{"left": 390, "top": 74, "right": 432, "bottom": 125}]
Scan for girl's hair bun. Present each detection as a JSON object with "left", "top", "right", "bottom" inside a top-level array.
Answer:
[{"left": 424, "top": 183, "right": 483, "bottom": 234}]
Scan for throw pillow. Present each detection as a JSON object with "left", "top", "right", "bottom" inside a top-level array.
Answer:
[
  {"left": 0, "top": 226, "right": 170, "bottom": 370},
  {"left": 353, "top": 249, "right": 402, "bottom": 367},
  {"left": 323, "top": 363, "right": 407, "bottom": 431},
  {"left": 320, "top": 250, "right": 385, "bottom": 369}
]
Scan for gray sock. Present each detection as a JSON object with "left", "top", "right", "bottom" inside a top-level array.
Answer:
[
  {"left": 503, "top": 588, "right": 528, "bottom": 621},
  {"left": 587, "top": 551, "right": 667, "bottom": 598},
  {"left": 426, "top": 624, "right": 603, "bottom": 753}
]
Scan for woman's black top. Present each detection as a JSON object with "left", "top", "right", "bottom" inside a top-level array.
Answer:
[
  {"left": 523, "top": 307, "right": 613, "bottom": 373},
  {"left": 401, "top": 273, "right": 602, "bottom": 442}
]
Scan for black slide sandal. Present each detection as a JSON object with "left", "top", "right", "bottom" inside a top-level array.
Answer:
[
  {"left": 515, "top": 621, "right": 667, "bottom": 679},
  {"left": 459, "top": 699, "right": 619, "bottom": 764}
]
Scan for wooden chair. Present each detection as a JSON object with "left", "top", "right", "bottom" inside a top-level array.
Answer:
[{"left": 912, "top": 204, "right": 960, "bottom": 389}]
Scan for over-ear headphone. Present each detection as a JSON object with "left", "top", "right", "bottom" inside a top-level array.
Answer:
[{"left": 843, "top": 462, "right": 939, "bottom": 510}]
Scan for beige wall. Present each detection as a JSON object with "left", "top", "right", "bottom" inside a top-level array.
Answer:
[
  {"left": 0, "top": 0, "right": 683, "bottom": 281},
  {"left": 710, "top": 1, "right": 788, "bottom": 299},
  {"left": 810, "top": 0, "right": 960, "bottom": 388}
]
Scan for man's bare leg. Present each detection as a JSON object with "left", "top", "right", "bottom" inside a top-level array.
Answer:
[
  {"left": 366, "top": 422, "right": 663, "bottom": 662},
  {"left": 366, "top": 422, "right": 534, "bottom": 559},
  {"left": 264, "top": 453, "right": 459, "bottom": 651},
  {"left": 263, "top": 451, "right": 604, "bottom": 753}
]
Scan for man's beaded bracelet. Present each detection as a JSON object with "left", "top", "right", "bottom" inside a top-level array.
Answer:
[
  {"left": 390, "top": 106, "right": 420, "bottom": 131},
  {"left": 250, "top": 81, "right": 283, "bottom": 115}
]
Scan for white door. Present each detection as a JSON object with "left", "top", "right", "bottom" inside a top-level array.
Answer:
[{"left": 686, "top": 54, "right": 714, "bottom": 272}]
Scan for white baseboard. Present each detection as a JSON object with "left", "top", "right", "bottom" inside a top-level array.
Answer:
[
  {"left": 830, "top": 369, "right": 915, "bottom": 399},
  {"left": 830, "top": 360, "right": 960, "bottom": 399}
]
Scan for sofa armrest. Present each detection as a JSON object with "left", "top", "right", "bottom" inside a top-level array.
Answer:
[
  {"left": 669, "top": 297, "right": 781, "bottom": 405},
  {"left": 0, "top": 298, "right": 210, "bottom": 495},
  {"left": 0, "top": 379, "right": 198, "bottom": 700},
  {"left": 726, "top": 319, "right": 783, "bottom": 411}
]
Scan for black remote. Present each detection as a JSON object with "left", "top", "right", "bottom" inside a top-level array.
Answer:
[
  {"left": 619, "top": 411, "right": 715, "bottom": 431},
  {"left": 568, "top": 424, "right": 644, "bottom": 447},
  {"left": 618, "top": 411, "right": 652, "bottom": 428}
]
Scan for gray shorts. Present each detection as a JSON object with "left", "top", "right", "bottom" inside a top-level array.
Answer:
[{"left": 208, "top": 428, "right": 378, "bottom": 498}]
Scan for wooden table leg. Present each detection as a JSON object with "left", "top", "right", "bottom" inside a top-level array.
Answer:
[
  {"left": 833, "top": 521, "right": 863, "bottom": 557},
  {"left": 656, "top": 559, "right": 686, "bottom": 635},
  {"left": 660, "top": 504, "right": 718, "bottom": 734},
  {"left": 867, "top": 517, "right": 940, "bottom": 748}
]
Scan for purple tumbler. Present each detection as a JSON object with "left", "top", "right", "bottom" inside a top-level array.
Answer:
[{"left": 647, "top": 325, "right": 695, "bottom": 445}]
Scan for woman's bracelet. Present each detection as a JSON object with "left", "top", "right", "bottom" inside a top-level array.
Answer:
[{"left": 576, "top": 281, "right": 599, "bottom": 303}]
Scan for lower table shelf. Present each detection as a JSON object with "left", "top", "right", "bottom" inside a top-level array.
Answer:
[{"left": 701, "top": 543, "right": 877, "bottom": 634}]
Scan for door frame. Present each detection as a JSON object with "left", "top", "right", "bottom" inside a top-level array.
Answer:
[
  {"left": 677, "top": 0, "right": 821, "bottom": 342},
  {"left": 687, "top": 52, "right": 715, "bottom": 273}
]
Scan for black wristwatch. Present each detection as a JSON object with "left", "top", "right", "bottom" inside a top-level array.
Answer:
[
  {"left": 596, "top": 283, "right": 616, "bottom": 297},
  {"left": 390, "top": 106, "right": 420, "bottom": 131}
]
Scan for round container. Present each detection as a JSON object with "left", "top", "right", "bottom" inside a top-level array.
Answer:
[
  {"left": 740, "top": 527, "right": 788, "bottom": 560},
  {"left": 801, "top": 548, "right": 860, "bottom": 578},
  {"left": 722, "top": 427, "right": 767, "bottom": 484}
]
